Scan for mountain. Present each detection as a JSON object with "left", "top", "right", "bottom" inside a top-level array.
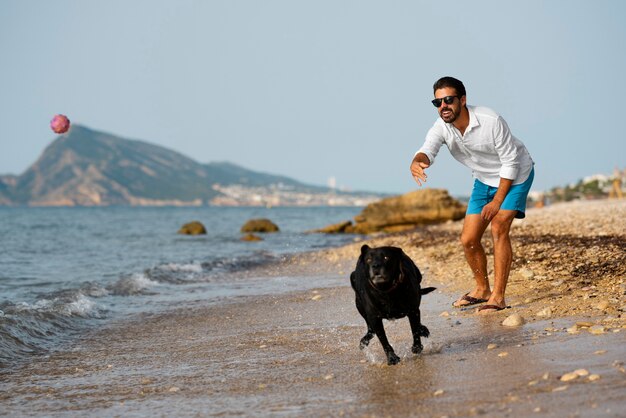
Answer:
[{"left": 0, "top": 125, "right": 380, "bottom": 206}]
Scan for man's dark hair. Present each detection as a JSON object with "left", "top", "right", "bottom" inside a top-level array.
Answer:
[{"left": 433, "top": 76, "right": 466, "bottom": 97}]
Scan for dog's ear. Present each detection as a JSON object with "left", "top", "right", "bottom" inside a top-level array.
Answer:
[
  {"left": 360, "top": 245, "right": 370, "bottom": 256},
  {"left": 399, "top": 251, "right": 421, "bottom": 282}
]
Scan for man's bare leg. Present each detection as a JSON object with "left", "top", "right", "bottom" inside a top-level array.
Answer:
[
  {"left": 454, "top": 214, "right": 492, "bottom": 307},
  {"left": 479, "top": 210, "right": 517, "bottom": 312}
]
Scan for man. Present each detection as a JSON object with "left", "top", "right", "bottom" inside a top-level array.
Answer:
[{"left": 410, "top": 76, "right": 534, "bottom": 313}]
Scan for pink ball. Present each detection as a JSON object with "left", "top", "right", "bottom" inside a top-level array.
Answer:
[{"left": 50, "top": 114, "right": 70, "bottom": 134}]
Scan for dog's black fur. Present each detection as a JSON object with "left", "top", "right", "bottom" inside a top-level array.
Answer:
[{"left": 350, "top": 245, "right": 436, "bottom": 365}]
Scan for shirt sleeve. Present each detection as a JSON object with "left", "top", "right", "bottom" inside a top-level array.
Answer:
[
  {"left": 417, "top": 121, "right": 445, "bottom": 166},
  {"left": 494, "top": 116, "right": 520, "bottom": 180}
]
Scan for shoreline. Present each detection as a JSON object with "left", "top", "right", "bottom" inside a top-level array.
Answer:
[{"left": 1, "top": 199, "right": 625, "bottom": 417}]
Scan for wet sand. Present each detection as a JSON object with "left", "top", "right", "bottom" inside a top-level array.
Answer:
[{"left": 1, "top": 199, "right": 625, "bottom": 417}]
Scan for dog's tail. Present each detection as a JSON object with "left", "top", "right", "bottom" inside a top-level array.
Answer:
[{"left": 420, "top": 287, "right": 436, "bottom": 295}]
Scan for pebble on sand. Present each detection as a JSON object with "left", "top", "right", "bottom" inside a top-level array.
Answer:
[
  {"left": 567, "top": 325, "right": 580, "bottom": 334},
  {"left": 311, "top": 294, "right": 322, "bottom": 301},
  {"left": 487, "top": 343, "right": 498, "bottom": 350},
  {"left": 574, "top": 369, "right": 589, "bottom": 377},
  {"left": 502, "top": 314, "right": 525, "bottom": 327},
  {"left": 519, "top": 268, "right": 535, "bottom": 279},
  {"left": 560, "top": 369, "right": 589, "bottom": 382},
  {"left": 434, "top": 389, "right": 445, "bottom": 396},
  {"left": 536, "top": 307, "right": 552, "bottom": 317},
  {"left": 588, "top": 325, "right": 606, "bottom": 334},
  {"left": 588, "top": 374, "right": 601, "bottom": 381},
  {"left": 559, "top": 374, "right": 571, "bottom": 382},
  {"left": 498, "top": 352, "right": 509, "bottom": 358},
  {"left": 596, "top": 300, "right": 610, "bottom": 310}
]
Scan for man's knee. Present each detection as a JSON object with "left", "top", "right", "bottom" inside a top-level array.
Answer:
[
  {"left": 490, "top": 217, "right": 513, "bottom": 239},
  {"left": 461, "top": 231, "right": 481, "bottom": 249}
]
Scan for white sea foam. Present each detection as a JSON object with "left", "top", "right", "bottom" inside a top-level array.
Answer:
[
  {"left": 59, "top": 294, "right": 98, "bottom": 317},
  {"left": 362, "top": 346, "right": 383, "bottom": 365},
  {"left": 109, "top": 272, "right": 159, "bottom": 296},
  {"left": 11, "top": 293, "right": 99, "bottom": 318},
  {"left": 159, "top": 262, "right": 203, "bottom": 273}
]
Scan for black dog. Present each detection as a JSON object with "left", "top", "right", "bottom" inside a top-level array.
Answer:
[{"left": 350, "top": 245, "right": 436, "bottom": 365}]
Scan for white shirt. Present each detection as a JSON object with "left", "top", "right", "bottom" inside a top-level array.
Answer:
[{"left": 418, "top": 105, "right": 534, "bottom": 187}]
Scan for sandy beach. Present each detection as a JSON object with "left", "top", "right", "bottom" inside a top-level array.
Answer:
[{"left": 1, "top": 199, "right": 625, "bottom": 417}]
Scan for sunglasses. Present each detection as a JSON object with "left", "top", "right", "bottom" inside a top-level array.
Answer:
[{"left": 431, "top": 95, "right": 459, "bottom": 108}]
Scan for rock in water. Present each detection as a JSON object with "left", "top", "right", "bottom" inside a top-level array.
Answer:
[
  {"left": 502, "top": 314, "right": 525, "bottom": 327},
  {"left": 178, "top": 221, "right": 207, "bottom": 235},
  {"left": 240, "top": 219, "right": 280, "bottom": 233},
  {"left": 241, "top": 233, "right": 263, "bottom": 242}
]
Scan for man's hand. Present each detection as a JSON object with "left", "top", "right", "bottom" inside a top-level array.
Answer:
[
  {"left": 410, "top": 154, "right": 431, "bottom": 186},
  {"left": 481, "top": 200, "right": 501, "bottom": 221},
  {"left": 482, "top": 178, "right": 513, "bottom": 221}
]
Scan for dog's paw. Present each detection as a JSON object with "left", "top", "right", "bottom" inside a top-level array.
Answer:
[
  {"left": 386, "top": 352, "right": 401, "bottom": 365},
  {"left": 359, "top": 332, "right": 374, "bottom": 349},
  {"left": 419, "top": 325, "right": 430, "bottom": 338},
  {"left": 359, "top": 337, "right": 370, "bottom": 350},
  {"left": 412, "top": 343, "right": 424, "bottom": 354}
]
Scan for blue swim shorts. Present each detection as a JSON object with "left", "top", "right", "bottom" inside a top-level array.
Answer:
[{"left": 466, "top": 168, "right": 535, "bottom": 219}]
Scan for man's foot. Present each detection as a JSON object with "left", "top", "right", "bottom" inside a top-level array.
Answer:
[
  {"left": 477, "top": 304, "right": 509, "bottom": 313},
  {"left": 477, "top": 297, "right": 509, "bottom": 314},
  {"left": 452, "top": 291, "right": 490, "bottom": 308}
]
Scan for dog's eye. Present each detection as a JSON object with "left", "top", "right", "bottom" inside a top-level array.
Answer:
[
  {"left": 365, "top": 258, "right": 372, "bottom": 264},
  {"left": 384, "top": 256, "right": 389, "bottom": 261}
]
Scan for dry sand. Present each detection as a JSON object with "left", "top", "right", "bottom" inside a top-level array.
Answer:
[{"left": 1, "top": 199, "right": 625, "bottom": 417}]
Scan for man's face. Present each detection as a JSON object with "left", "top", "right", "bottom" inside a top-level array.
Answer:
[{"left": 434, "top": 87, "right": 465, "bottom": 123}]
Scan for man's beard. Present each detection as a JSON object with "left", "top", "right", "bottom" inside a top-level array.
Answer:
[{"left": 440, "top": 107, "right": 459, "bottom": 123}]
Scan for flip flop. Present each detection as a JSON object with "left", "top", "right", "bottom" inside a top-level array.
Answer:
[
  {"left": 477, "top": 304, "right": 510, "bottom": 313},
  {"left": 452, "top": 292, "right": 488, "bottom": 308}
]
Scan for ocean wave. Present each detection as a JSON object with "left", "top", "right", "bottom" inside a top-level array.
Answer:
[
  {"left": 1, "top": 252, "right": 286, "bottom": 369},
  {"left": 107, "top": 272, "right": 159, "bottom": 296},
  {"left": 0, "top": 291, "right": 104, "bottom": 368},
  {"left": 200, "top": 251, "right": 279, "bottom": 275}
]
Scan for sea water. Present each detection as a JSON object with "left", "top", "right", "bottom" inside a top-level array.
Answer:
[{"left": 0, "top": 206, "right": 362, "bottom": 368}]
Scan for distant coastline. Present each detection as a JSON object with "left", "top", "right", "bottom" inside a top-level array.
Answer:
[{"left": 0, "top": 125, "right": 386, "bottom": 207}]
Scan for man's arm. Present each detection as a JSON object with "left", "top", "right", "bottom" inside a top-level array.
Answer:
[
  {"left": 411, "top": 122, "right": 445, "bottom": 186},
  {"left": 410, "top": 152, "right": 431, "bottom": 186},
  {"left": 481, "top": 177, "right": 513, "bottom": 220}
]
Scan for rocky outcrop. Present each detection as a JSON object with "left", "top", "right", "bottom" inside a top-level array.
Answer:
[
  {"left": 314, "top": 189, "right": 466, "bottom": 234},
  {"left": 178, "top": 221, "right": 207, "bottom": 235},
  {"left": 240, "top": 219, "right": 280, "bottom": 233},
  {"left": 309, "top": 220, "right": 353, "bottom": 234}
]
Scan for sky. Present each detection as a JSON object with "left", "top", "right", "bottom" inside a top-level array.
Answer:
[{"left": 1, "top": 1, "right": 625, "bottom": 196}]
